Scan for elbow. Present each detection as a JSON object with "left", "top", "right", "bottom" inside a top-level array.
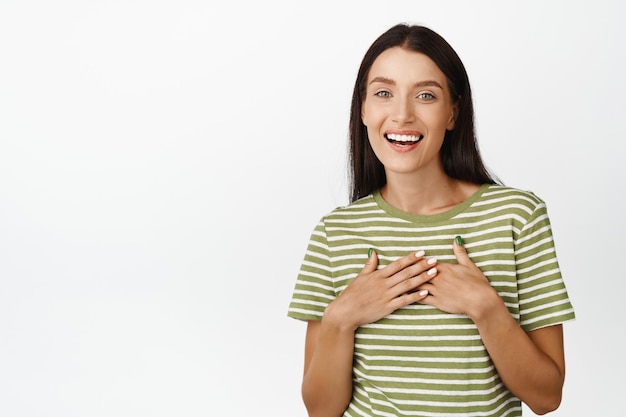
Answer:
[
  {"left": 303, "top": 397, "right": 350, "bottom": 417},
  {"left": 527, "top": 392, "right": 562, "bottom": 415},
  {"left": 304, "top": 402, "right": 348, "bottom": 417},
  {"left": 521, "top": 362, "right": 566, "bottom": 415},
  {"left": 302, "top": 385, "right": 350, "bottom": 417},
  {"left": 530, "top": 402, "right": 561, "bottom": 416}
]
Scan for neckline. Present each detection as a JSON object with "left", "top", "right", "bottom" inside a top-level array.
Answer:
[{"left": 372, "top": 183, "right": 491, "bottom": 224}]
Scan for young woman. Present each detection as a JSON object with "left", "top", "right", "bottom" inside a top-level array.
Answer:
[{"left": 288, "top": 24, "right": 575, "bottom": 417}]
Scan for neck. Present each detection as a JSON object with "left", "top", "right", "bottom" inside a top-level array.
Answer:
[{"left": 381, "top": 170, "right": 479, "bottom": 215}]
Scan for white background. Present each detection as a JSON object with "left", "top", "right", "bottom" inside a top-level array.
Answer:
[{"left": 1, "top": 0, "right": 624, "bottom": 415}]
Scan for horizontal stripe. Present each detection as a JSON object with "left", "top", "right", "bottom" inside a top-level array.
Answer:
[{"left": 288, "top": 185, "right": 575, "bottom": 416}]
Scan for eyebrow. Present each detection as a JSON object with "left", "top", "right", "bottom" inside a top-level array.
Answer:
[{"left": 368, "top": 77, "right": 443, "bottom": 90}]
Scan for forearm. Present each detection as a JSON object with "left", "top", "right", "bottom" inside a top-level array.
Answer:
[
  {"left": 300, "top": 250, "right": 434, "bottom": 416},
  {"left": 302, "top": 315, "right": 355, "bottom": 417},
  {"left": 472, "top": 293, "right": 564, "bottom": 414}
]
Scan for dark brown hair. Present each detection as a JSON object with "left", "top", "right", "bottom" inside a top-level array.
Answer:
[{"left": 349, "top": 24, "right": 498, "bottom": 202}]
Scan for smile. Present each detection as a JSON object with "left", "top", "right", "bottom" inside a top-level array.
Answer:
[{"left": 385, "top": 133, "right": 424, "bottom": 145}]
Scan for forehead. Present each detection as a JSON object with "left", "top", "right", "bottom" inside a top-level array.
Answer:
[{"left": 367, "top": 47, "right": 448, "bottom": 86}]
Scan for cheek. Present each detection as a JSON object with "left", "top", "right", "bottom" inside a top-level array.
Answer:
[
  {"left": 365, "top": 127, "right": 382, "bottom": 156},
  {"left": 424, "top": 113, "right": 453, "bottom": 132},
  {"left": 361, "top": 101, "right": 383, "bottom": 127},
  {"left": 367, "top": 132, "right": 386, "bottom": 161},
  {"left": 365, "top": 125, "right": 376, "bottom": 143}
]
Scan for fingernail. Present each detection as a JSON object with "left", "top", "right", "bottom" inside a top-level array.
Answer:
[
  {"left": 415, "top": 250, "right": 425, "bottom": 258},
  {"left": 368, "top": 248, "right": 374, "bottom": 258},
  {"left": 419, "top": 290, "right": 429, "bottom": 297},
  {"left": 427, "top": 267, "right": 437, "bottom": 276},
  {"left": 427, "top": 257, "right": 437, "bottom": 265},
  {"left": 455, "top": 236, "right": 464, "bottom": 246}
]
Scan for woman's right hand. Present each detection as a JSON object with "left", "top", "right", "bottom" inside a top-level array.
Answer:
[{"left": 323, "top": 249, "right": 437, "bottom": 330}]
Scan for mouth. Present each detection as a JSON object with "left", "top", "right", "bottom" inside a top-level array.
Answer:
[{"left": 385, "top": 133, "right": 424, "bottom": 146}]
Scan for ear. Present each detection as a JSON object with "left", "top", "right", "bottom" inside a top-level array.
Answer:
[
  {"left": 446, "top": 99, "right": 460, "bottom": 130},
  {"left": 361, "top": 106, "right": 367, "bottom": 126}
]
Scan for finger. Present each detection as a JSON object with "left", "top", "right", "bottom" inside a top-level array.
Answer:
[
  {"left": 380, "top": 250, "right": 426, "bottom": 278},
  {"left": 417, "top": 282, "right": 436, "bottom": 298},
  {"left": 453, "top": 235, "right": 472, "bottom": 267},
  {"left": 363, "top": 248, "right": 379, "bottom": 273},
  {"left": 388, "top": 261, "right": 438, "bottom": 296},
  {"left": 426, "top": 265, "right": 438, "bottom": 279},
  {"left": 390, "top": 256, "right": 437, "bottom": 284},
  {"left": 389, "top": 288, "right": 430, "bottom": 310}
]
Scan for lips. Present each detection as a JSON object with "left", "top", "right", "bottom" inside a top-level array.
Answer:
[{"left": 385, "top": 133, "right": 424, "bottom": 145}]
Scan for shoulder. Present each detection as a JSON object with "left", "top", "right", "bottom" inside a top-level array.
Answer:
[
  {"left": 471, "top": 185, "right": 552, "bottom": 227},
  {"left": 480, "top": 184, "right": 547, "bottom": 209},
  {"left": 318, "top": 194, "right": 380, "bottom": 222}
]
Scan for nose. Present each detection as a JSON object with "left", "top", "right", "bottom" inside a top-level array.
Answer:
[{"left": 391, "top": 96, "right": 415, "bottom": 124}]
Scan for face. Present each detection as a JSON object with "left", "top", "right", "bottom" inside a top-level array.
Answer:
[{"left": 361, "top": 47, "right": 457, "bottom": 179}]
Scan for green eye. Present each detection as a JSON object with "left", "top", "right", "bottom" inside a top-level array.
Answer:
[
  {"left": 375, "top": 91, "right": 391, "bottom": 98},
  {"left": 418, "top": 92, "right": 435, "bottom": 100}
]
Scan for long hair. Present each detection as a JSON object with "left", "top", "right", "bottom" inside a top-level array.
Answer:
[{"left": 348, "top": 24, "right": 498, "bottom": 202}]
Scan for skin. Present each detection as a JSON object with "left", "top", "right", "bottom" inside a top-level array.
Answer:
[{"left": 301, "top": 47, "right": 566, "bottom": 417}]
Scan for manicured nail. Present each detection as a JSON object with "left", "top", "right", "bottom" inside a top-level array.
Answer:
[
  {"left": 419, "top": 290, "right": 429, "bottom": 297},
  {"left": 455, "top": 236, "right": 464, "bottom": 246},
  {"left": 427, "top": 267, "right": 437, "bottom": 276},
  {"left": 427, "top": 257, "right": 437, "bottom": 265},
  {"left": 368, "top": 248, "right": 374, "bottom": 258},
  {"left": 415, "top": 250, "right": 425, "bottom": 258}
]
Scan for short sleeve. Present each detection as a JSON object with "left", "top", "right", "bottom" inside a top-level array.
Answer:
[
  {"left": 287, "top": 218, "right": 336, "bottom": 321},
  {"left": 515, "top": 199, "right": 576, "bottom": 331}
]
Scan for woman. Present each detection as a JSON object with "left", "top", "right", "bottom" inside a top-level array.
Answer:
[{"left": 288, "top": 24, "right": 575, "bottom": 417}]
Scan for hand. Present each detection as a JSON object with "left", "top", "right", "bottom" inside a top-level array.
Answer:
[
  {"left": 418, "top": 238, "right": 499, "bottom": 319},
  {"left": 323, "top": 249, "right": 436, "bottom": 330}
]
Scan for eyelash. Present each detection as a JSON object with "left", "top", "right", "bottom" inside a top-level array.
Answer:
[{"left": 373, "top": 91, "right": 436, "bottom": 100}]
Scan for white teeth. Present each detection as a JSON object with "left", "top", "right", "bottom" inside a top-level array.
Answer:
[{"left": 386, "top": 133, "right": 422, "bottom": 142}]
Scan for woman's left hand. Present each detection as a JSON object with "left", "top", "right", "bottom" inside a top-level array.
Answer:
[{"left": 418, "top": 237, "right": 499, "bottom": 319}]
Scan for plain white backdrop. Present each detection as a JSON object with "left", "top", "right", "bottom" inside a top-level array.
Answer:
[{"left": 1, "top": 0, "right": 624, "bottom": 415}]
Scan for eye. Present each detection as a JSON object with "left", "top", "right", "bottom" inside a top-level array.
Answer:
[
  {"left": 375, "top": 90, "right": 392, "bottom": 98},
  {"left": 417, "top": 92, "right": 435, "bottom": 101}
]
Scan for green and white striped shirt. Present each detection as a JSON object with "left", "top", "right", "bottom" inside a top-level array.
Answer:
[{"left": 288, "top": 184, "right": 575, "bottom": 417}]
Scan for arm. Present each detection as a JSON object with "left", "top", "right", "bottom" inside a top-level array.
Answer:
[
  {"left": 301, "top": 250, "right": 434, "bottom": 417},
  {"left": 471, "top": 295, "right": 565, "bottom": 414},
  {"left": 301, "top": 319, "right": 354, "bottom": 417},
  {"left": 419, "top": 240, "right": 566, "bottom": 414}
]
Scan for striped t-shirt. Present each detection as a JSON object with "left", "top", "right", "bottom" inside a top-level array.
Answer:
[{"left": 288, "top": 184, "right": 575, "bottom": 417}]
